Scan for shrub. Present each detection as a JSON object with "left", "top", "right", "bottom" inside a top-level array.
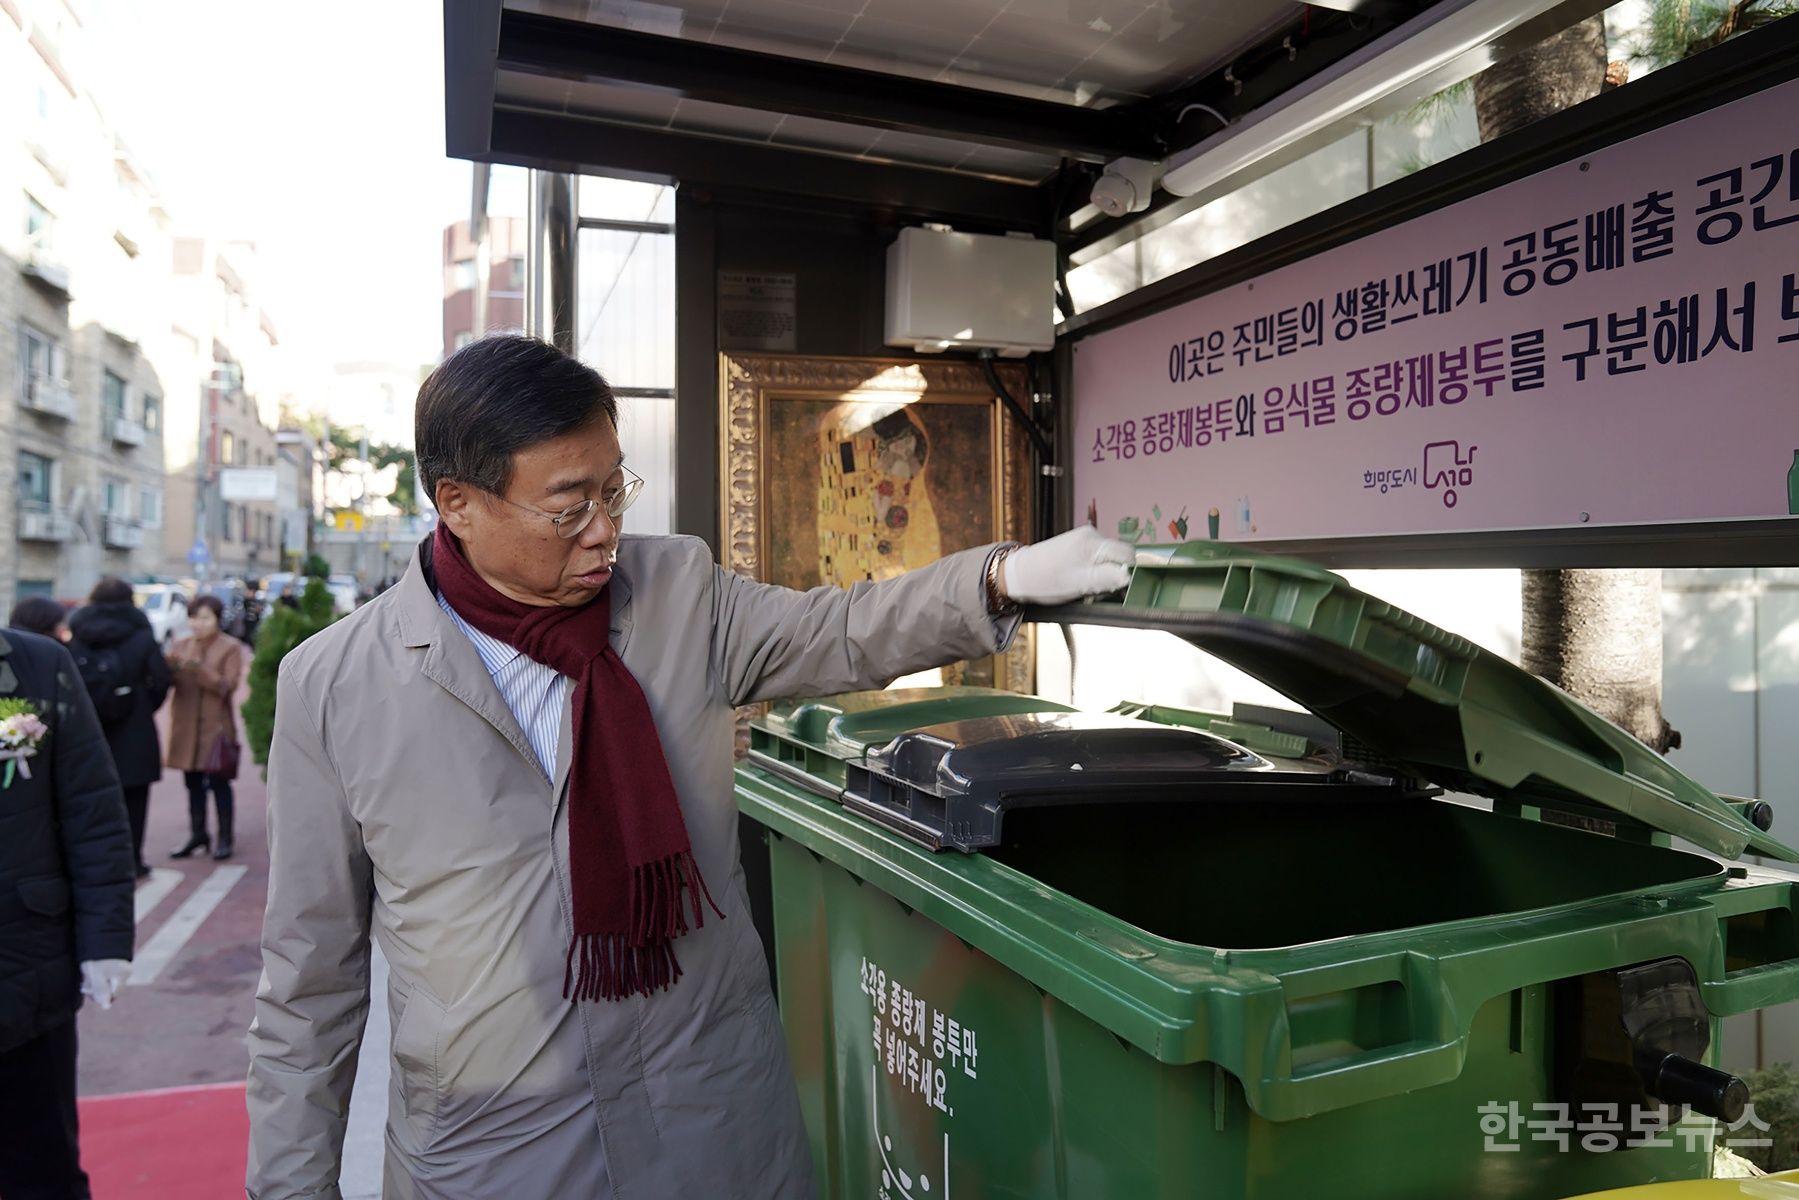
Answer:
[
  {"left": 242, "top": 576, "right": 337, "bottom": 771},
  {"left": 1742, "top": 1062, "right": 1799, "bottom": 1173}
]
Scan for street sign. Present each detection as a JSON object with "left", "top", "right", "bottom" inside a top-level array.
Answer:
[
  {"left": 187, "top": 537, "right": 211, "bottom": 566},
  {"left": 220, "top": 466, "right": 278, "bottom": 502}
]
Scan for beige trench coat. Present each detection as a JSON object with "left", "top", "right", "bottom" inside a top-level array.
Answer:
[
  {"left": 164, "top": 633, "right": 244, "bottom": 773},
  {"left": 246, "top": 534, "right": 1014, "bottom": 1199}
]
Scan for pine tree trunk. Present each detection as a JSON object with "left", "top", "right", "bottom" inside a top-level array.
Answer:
[
  {"left": 1474, "top": 17, "right": 1678, "bottom": 753},
  {"left": 1519, "top": 570, "right": 1677, "bottom": 750},
  {"left": 1473, "top": 18, "right": 1608, "bottom": 143}
]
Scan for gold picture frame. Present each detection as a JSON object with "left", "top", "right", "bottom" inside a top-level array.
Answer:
[{"left": 719, "top": 352, "right": 1033, "bottom": 692}]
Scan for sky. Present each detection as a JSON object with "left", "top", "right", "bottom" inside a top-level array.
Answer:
[{"left": 82, "top": 0, "right": 523, "bottom": 388}]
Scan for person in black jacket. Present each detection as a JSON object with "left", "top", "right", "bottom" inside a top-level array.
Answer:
[
  {"left": 67, "top": 578, "right": 173, "bottom": 880},
  {"left": 0, "top": 627, "right": 134, "bottom": 1200},
  {"left": 8, "top": 596, "right": 68, "bottom": 642}
]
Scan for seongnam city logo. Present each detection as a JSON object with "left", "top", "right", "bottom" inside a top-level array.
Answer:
[{"left": 1363, "top": 439, "right": 1479, "bottom": 508}]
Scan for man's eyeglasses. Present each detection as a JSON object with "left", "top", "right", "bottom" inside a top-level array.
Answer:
[{"left": 498, "top": 466, "right": 645, "bottom": 539}]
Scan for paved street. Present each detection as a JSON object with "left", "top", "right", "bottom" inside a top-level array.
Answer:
[
  {"left": 77, "top": 687, "right": 266, "bottom": 1097},
  {"left": 73, "top": 681, "right": 387, "bottom": 1195}
]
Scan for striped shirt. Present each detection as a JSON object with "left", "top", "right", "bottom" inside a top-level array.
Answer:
[{"left": 436, "top": 592, "right": 571, "bottom": 780}]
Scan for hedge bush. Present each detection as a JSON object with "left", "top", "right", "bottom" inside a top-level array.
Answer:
[{"left": 242, "top": 576, "right": 337, "bottom": 771}]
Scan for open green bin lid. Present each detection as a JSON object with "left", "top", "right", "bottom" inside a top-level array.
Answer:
[
  {"left": 751, "top": 686, "right": 1079, "bottom": 792},
  {"left": 759, "top": 686, "right": 1076, "bottom": 763},
  {"left": 1026, "top": 541, "right": 1799, "bottom": 864}
]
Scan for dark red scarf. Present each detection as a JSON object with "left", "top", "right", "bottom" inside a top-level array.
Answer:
[{"left": 431, "top": 524, "right": 720, "bottom": 1001}]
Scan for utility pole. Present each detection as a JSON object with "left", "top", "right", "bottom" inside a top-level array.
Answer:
[
  {"left": 194, "top": 378, "right": 209, "bottom": 581},
  {"left": 195, "top": 375, "right": 223, "bottom": 583},
  {"left": 355, "top": 433, "right": 369, "bottom": 586}
]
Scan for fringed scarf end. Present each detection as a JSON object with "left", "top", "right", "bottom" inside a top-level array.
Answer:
[
  {"left": 677, "top": 849, "right": 726, "bottom": 926},
  {"left": 563, "top": 851, "right": 725, "bottom": 1003},
  {"left": 563, "top": 932, "right": 684, "bottom": 1003}
]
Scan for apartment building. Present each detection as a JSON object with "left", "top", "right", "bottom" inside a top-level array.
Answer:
[
  {"left": 154, "top": 236, "right": 283, "bottom": 582},
  {"left": 2, "top": 0, "right": 171, "bottom": 605}
]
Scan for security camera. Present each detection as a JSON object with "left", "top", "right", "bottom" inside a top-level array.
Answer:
[{"left": 1090, "top": 158, "right": 1161, "bottom": 218}]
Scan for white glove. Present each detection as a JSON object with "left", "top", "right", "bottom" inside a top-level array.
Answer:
[
  {"left": 80, "top": 959, "right": 131, "bottom": 1010},
  {"left": 999, "top": 525, "right": 1135, "bottom": 607}
]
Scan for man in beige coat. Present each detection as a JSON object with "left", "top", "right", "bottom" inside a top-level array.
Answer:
[{"left": 245, "top": 335, "right": 1132, "bottom": 1198}]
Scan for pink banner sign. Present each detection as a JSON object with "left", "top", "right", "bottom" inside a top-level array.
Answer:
[{"left": 1073, "top": 78, "right": 1799, "bottom": 546}]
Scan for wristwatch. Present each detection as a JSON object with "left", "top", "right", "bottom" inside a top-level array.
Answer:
[{"left": 983, "top": 543, "right": 1022, "bottom": 617}]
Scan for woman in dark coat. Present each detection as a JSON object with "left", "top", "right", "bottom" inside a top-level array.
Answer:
[
  {"left": 0, "top": 627, "right": 134, "bottom": 1198},
  {"left": 67, "top": 578, "right": 173, "bottom": 879}
]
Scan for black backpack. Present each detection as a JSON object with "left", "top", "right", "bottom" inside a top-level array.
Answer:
[{"left": 71, "top": 641, "right": 135, "bottom": 726}]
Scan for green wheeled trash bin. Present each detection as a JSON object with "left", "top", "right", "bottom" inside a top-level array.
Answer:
[{"left": 736, "top": 542, "right": 1799, "bottom": 1200}]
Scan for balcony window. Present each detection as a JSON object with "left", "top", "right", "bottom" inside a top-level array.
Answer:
[
  {"left": 103, "top": 370, "right": 128, "bottom": 421},
  {"left": 103, "top": 478, "right": 128, "bottom": 517},
  {"left": 25, "top": 193, "right": 51, "bottom": 245},
  {"left": 19, "top": 451, "right": 52, "bottom": 509},
  {"left": 140, "top": 487, "right": 163, "bottom": 530},
  {"left": 19, "top": 325, "right": 61, "bottom": 386}
]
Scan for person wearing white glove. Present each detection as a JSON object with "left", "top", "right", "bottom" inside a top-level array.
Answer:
[
  {"left": 0, "top": 626, "right": 135, "bottom": 1199},
  {"left": 81, "top": 959, "right": 132, "bottom": 1010},
  {"left": 988, "top": 524, "right": 1135, "bottom": 609},
  {"left": 250, "top": 338, "right": 1142, "bottom": 1199}
]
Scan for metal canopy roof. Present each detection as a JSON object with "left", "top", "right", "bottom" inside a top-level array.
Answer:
[{"left": 445, "top": 0, "right": 1472, "bottom": 231}]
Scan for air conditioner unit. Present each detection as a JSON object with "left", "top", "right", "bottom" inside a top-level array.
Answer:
[
  {"left": 19, "top": 508, "right": 72, "bottom": 543},
  {"left": 23, "top": 244, "right": 70, "bottom": 295},
  {"left": 885, "top": 227, "right": 1055, "bottom": 358},
  {"left": 111, "top": 416, "right": 147, "bottom": 447},
  {"left": 25, "top": 375, "right": 74, "bottom": 419},
  {"left": 103, "top": 516, "right": 144, "bottom": 550}
]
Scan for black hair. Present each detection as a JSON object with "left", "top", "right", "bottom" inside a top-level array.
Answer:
[
  {"left": 90, "top": 576, "right": 133, "bottom": 605},
  {"left": 8, "top": 596, "right": 66, "bottom": 638},
  {"left": 190, "top": 594, "right": 225, "bottom": 620},
  {"left": 415, "top": 335, "right": 619, "bottom": 502}
]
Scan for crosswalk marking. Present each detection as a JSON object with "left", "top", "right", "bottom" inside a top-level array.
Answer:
[
  {"left": 128, "top": 865, "right": 247, "bottom": 986},
  {"left": 133, "top": 868, "right": 183, "bottom": 925}
]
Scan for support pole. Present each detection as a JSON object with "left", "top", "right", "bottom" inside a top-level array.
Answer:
[{"left": 526, "top": 170, "right": 578, "bottom": 352}]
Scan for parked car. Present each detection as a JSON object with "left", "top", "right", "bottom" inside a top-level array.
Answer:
[
  {"left": 132, "top": 585, "right": 191, "bottom": 648},
  {"left": 326, "top": 575, "right": 359, "bottom": 616}
]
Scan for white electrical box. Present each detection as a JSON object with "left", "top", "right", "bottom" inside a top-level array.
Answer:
[{"left": 884, "top": 226, "right": 1055, "bottom": 357}]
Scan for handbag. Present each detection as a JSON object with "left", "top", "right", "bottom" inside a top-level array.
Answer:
[{"left": 201, "top": 677, "right": 241, "bottom": 780}]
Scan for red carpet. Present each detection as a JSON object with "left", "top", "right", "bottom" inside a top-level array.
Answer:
[{"left": 78, "top": 1082, "right": 247, "bottom": 1199}]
